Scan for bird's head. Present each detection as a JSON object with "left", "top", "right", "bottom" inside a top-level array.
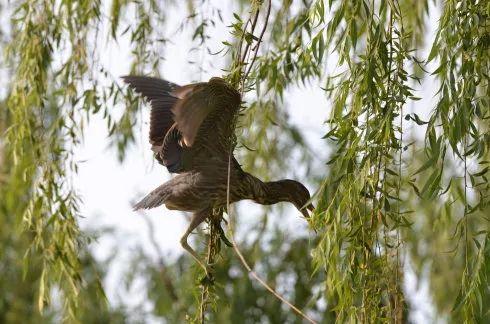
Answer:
[{"left": 279, "top": 179, "right": 315, "bottom": 218}]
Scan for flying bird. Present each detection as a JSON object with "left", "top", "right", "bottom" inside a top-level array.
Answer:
[{"left": 123, "top": 75, "right": 314, "bottom": 275}]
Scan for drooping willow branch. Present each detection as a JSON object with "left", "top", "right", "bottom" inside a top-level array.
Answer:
[
  {"left": 243, "top": 0, "right": 271, "bottom": 81},
  {"left": 227, "top": 1, "right": 317, "bottom": 323},
  {"left": 229, "top": 0, "right": 272, "bottom": 92},
  {"left": 226, "top": 207, "right": 318, "bottom": 324},
  {"left": 225, "top": 140, "right": 317, "bottom": 324},
  {"left": 196, "top": 2, "right": 274, "bottom": 321},
  {"left": 198, "top": 1, "right": 316, "bottom": 323}
]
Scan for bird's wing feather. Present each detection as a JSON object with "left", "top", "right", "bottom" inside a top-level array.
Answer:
[
  {"left": 160, "top": 124, "right": 183, "bottom": 172},
  {"left": 123, "top": 76, "right": 241, "bottom": 173},
  {"left": 171, "top": 80, "right": 241, "bottom": 152},
  {"left": 171, "top": 84, "right": 211, "bottom": 147},
  {"left": 122, "top": 76, "right": 180, "bottom": 147}
]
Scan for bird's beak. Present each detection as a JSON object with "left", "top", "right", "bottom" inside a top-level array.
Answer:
[{"left": 300, "top": 203, "right": 315, "bottom": 218}]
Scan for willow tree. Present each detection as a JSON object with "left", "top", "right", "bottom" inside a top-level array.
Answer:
[{"left": 1, "top": 0, "right": 489, "bottom": 323}]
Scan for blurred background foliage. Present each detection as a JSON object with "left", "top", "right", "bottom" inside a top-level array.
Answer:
[{"left": 0, "top": 0, "right": 489, "bottom": 323}]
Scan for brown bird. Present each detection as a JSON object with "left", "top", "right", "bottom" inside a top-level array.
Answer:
[{"left": 123, "top": 75, "right": 314, "bottom": 274}]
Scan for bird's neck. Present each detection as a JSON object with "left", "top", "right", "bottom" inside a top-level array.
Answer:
[{"left": 242, "top": 173, "right": 291, "bottom": 205}]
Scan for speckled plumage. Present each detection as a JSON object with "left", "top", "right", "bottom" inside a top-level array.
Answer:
[{"left": 123, "top": 75, "right": 314, "bottom": 273}]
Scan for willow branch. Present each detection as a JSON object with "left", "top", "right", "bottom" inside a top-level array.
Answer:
[
  {"left": 225, "top": 1, "right": 315, "bottom": 322},
  {"left": 236, "top": 18, "right": 251, "bottom": 66},
  {"left": 243, "top": 0, "right": 271, "bottom": 81},
  {"left": 241, "top": 9, "right": 260, "bottom": 64},
  {"left": 225, "top": 150, "right": 316, "bottom": 324},
  {"left": 227, "top": 222, "right": 317, "bottom": 324}
]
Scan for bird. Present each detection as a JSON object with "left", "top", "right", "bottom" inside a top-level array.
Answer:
[{"left": 123, "top": 75, "right": 314, "bottom": 275}]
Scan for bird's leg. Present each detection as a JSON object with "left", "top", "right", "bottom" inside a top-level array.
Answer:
[{"left": 180, "top": 209, "right": 212, "bottom": 279}]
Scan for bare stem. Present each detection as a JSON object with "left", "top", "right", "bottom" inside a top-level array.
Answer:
[
  {"left": 243, "top": 0, "right": 271, "bottom": 81},
  {"left": 227, "top": 225, "right": 318, "bottom": 324}
]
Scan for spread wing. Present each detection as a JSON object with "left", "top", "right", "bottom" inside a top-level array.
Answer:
[
  {"left": 123, "top": 76, "right": 241, "bottom": 173},
  {"left": 171, "top": 79, "right": 241, "bottom": 153},
  {"left": 122, "top": 76, "right": 180, "bottom": 148}
]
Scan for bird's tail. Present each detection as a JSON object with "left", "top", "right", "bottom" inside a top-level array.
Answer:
[{"left": 133, "top": 184, "right": 171, "bottom": 210}]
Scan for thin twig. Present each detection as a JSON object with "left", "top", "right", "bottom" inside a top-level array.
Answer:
[
  {"left": 241, "top": 9, "right": 260, "bottom": 64},
  {"left": 227, "top": 150, "right": 316, "bottom": 323},
  {"left": 224, "top": 1, "right": 316, "bottom": 322},
  {"left": 236, "top": 18, "right": 252, "bottom": 65},
  {"left": 228, "top": 226, "right": 317, "bottom": 324},
  {"left": 243, "top": 0, "right": 272, "bottom": 81},
  {"left": 225, "top": 79, "right": 317, "bottom": 324}
]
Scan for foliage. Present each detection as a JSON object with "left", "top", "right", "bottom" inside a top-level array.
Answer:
[
  {"left": 124, "top": 223, "right": 330, "bottom": 323},
  {"left": 0, "top": 0, "right": 489, "bottom": 323}
]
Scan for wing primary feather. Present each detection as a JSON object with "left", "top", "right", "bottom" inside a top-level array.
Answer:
[
  {"left": 122, "top": 75, "right": 180, "bottom": 102},
  {"left": 123, "top": 75, "right": 180, "bottom": 147},
  {"left": 123, "top": 75, "right": 241, "bottom": 174},
  {"left": 171, "top": 78, "right": 240, "bottom": 148}
]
